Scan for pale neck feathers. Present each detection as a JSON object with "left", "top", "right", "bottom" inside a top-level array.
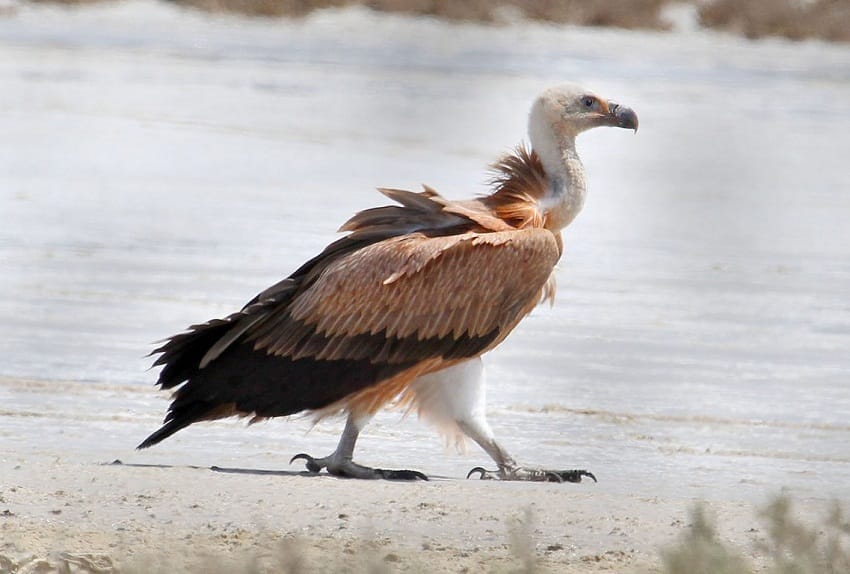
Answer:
[{"left": 339, "top": 135, "right": 584, "bottom": 243}]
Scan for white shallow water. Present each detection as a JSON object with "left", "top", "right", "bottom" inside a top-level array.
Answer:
[{"left": 1, "top": 1, "right": 849, "bottom": 502}]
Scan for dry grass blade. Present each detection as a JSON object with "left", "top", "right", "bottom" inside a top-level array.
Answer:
[
  {"left": 698, "top": 0, "right": 850, "bottom": 42},
  {"left": 507, "top": 507, "right": 539, "bottom": 574},
  {"left": 661, "top": 505, "right": 753, "bottom": 574},
  {"left": 757, "top": 494, "right": 850, "bottom": 574},
  {"left": 662, "top": 495, "right": 850, "bottom": 574},
  {"left": 21, "top": 0, "right": 850, "bottom": 42},
  {"left": 26, "top": 0, "right": 673, "bottom": 28}
]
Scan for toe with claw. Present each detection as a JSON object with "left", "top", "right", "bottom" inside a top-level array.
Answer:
[
  {"left": 290, "top": 453, "right": 325, "bottom": 474},
  {"left": 547, "top": 469, "right": 596, "bottom": 483},
  {"left": 467, "top": 465, "right": 596, "bottom": 483},
  {"left": 467, "top": 467, "right": 499, "bottom": 480},
  {"left": 290, "top": 453, "right": 428, "bottom": 481}
]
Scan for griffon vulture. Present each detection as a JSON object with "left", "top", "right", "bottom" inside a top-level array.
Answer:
[{"left": 139, "top": 84, "right": 638, "bottom": 482}]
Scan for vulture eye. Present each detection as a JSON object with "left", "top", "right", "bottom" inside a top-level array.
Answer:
[{"left": 582, "top": 96, "right": 595, "bottom": 108}]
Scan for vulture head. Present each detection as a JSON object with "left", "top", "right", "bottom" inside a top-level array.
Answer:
[
  {"left": 529, "top": 84, "right": 638, "bottom": 144},
  {"left": 524, "top": 84, "right": 638, "bottom": 231}
]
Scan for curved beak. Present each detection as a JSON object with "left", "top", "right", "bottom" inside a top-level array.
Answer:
[{"left": 607, "top": 101, "right": 638, "bottom": 133}]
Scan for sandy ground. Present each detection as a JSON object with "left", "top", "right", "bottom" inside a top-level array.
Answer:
[
  {"left": 1, "top": 376, "right": 842, "bottom": 573},
  {"left": 1, "top": 451, "right": 790, "bottom": 574}
]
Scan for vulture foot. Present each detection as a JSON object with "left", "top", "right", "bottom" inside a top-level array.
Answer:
[
  {"left": 466, "top": 466, "right": 596, "bottom": 483},
  {"left": 290, "top": 453, "right": 428, "bottom": 481}
]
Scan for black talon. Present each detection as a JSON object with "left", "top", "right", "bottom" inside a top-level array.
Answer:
[
  {"left": 466, "top": 467, "right": 492, "bottom": 480},
  {"left": 556, "top": 470, "right": 597, "bottom": 483},
  {"left": 376, "top": 469, "right": 429, "bottom": 481},
  {"left": 290, "top": 453, "right": 322, "bottom": 473}
]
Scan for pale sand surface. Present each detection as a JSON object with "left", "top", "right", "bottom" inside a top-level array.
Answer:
[
  {"left": 3, "top": 376, "right": 844, "bottom": 573},
  {"left": 1, "top": 450, "right": 781, "bottom": 574},
  {"left": 0, "top": 376, "right": 835, "bottom": 573}
]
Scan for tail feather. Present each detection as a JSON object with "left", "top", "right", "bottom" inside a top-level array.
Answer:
[
  {"left": 153, "top": 319, "right": 233, "bottom": 388},
  {"left": 137, "top": 417, "right": 192, "bottom": 449},
  {"left": 141, "top": 321, "right": 240, "bottom": 449},
  {"left": 137, "top": 399, "right": 229, "bottom": 449}
]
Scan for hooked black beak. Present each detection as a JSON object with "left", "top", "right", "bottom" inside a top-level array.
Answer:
[{"left": 608, "top": 101, "right": 638, "bottom": 133}]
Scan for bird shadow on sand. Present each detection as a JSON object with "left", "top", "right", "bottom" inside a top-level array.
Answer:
[
  {"left": 105, "top": 459, "right": 305, "bottom": 477},
  {"left": 105, "top": 459, "right": 455, "bottom": 480}
]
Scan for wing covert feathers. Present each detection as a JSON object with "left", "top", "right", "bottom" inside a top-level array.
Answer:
[
  {"left": 143, "top": 148, "right": 561, "bottom": 446},
  {"left": 277, "top": 228, "right": 558, "bottom": 349}
]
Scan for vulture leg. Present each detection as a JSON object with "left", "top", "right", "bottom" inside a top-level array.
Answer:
[
  {"left": 290, "top": 414, "right": 428, "bottom": 481},
  {"left": 412, "top": 359, "right": 596, "bottom": 483},
  {"left": 456, "top": 413, "right": 595, "bottom": 483},
  {"left": 459, "top": 415, "right": 596, "bottom": 483}
]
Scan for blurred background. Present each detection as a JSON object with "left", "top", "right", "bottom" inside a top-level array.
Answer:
[{"left": 1, "top": 0, "right": 849, "bottom": 502}]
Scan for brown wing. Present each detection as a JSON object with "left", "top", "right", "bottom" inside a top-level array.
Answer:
[
  {"left": 247, "top": 228, "right": 560, "bottom": 361},
  {"left": 139, "top": 198, "right": 559, "bottom": 448}
]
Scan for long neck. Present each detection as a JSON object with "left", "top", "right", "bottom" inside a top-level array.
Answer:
[{"left": 533, "top": 131, "right": 586, "bottom": 231}]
